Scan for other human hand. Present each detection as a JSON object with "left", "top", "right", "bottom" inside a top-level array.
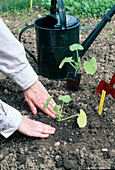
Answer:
[
  {"left": 24, "top": 80, "right": 56, "bottom": 118},
  {"left": 18, "top": 115, "right": 56, "bottom": 138}
]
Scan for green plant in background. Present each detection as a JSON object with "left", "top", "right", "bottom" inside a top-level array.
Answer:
[
  {"left": 43, "top": 95, "right": 87, "bottom": 128},
  {"left": 0, "top": 0, "right": 114, "bottom": 18},
  {"left": 59, "top": 43, "right": 97, "bottom": 76},
  {"left": 7, "top": 21, "right": 11, "bottom": 27},
  {"left": 16, "top": 28, "right": 20, "bottom": 33}
]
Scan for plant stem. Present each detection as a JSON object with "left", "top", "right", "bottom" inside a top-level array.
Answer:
[
  {"left": 60, "top": 102, "right": 64, "bottom": 114},
  {"left": 59, "top": 114, "right": 79, "bottom": 121},
  {"left": 70, "top": 62, "right": 75, "bottom": 68},
  {"left": 75, "top": 71, "right": 77, "bottom": 77},
  {"left": 77, "top": 50, "right": 79, "bottom": 62}
]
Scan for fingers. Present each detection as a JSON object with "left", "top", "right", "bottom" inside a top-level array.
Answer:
[
  {"left": 31, "top": 133, "right": 50, "bottom": 138},
  {"left": 33, "top": 122, "right": 56, "bottom": 134},
  {"left": 24, "top": 80, "right": 57, "bottom": 117},
  {"left": 40, "top": 103, "right": 57, "bottom": 118},
  {"left": 46, "top": 98, "right": 57, "bottom": 117},
  {"left": 31, "top": 125, "right": 56, "bottom": 138},
  {"left": 18, "top": 116, "right": 56, "bottom": 138},
  {"left": 26, "top": 97, "right": 37, "bottom": 115},
  {"left": 43, "top": 97, "right": 57, "bottom": 116},
  {"left": 27, "top": 95, "right": 57, "bottom": 118},
  {"left": 33, "top": 96, "right": 57, "bottom": 118}
]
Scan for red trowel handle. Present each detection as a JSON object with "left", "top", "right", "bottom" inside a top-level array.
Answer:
[{"left": 95, "top": 73, "right": 115, "bottom": 98}]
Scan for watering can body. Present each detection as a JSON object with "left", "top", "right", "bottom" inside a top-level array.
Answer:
[
  {"left": 34, "top": 14, "right": 81, "bottom": 79},
  {"left": 19, "top": 0, "right": 115, "bottom": 79}
]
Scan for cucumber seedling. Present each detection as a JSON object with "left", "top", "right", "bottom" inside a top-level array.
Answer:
[
  {"left": 43, "top": 95, "right": 87, "bottom": 128},
  {"left": 59, "top": 43, "right": 97, "bottom": 76}
]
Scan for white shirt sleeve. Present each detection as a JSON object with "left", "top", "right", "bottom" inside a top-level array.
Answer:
[
  {"left": 0, "top": 18, "right": 38, "bottom": 90},
  {"left": 0, "top": 100, "right": 22, "bottom": 138},
  {"left": 0, "top": 18, "right": 38, "bottom": 138}
]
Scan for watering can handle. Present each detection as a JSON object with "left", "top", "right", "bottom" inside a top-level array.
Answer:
[
  {"left": 19, "top": 24, "right": 37, "bottom": 63},
  {"left": 51, "top": 0, "right": 66, "bottom": 30}
]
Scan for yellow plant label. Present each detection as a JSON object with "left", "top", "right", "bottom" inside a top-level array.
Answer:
[
  {"left": 98, "top": 90, "right": 106, "bottom": 116},
  {"left": 30, "top": 0, "right": 33, "bottom": 9}
]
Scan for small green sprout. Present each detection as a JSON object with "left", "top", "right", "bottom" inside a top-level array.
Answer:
[
  {"left": 59, "top": 43, "right": 97, "bottom": 76},
  {"left": 43, "top": 95, "right": 87, "bottom": 128},
  {"left": 43, "top": 96, "right": 53, "bottom": 109}
]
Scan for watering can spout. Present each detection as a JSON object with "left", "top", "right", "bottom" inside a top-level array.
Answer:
[{"left": 79, "top": 5, "right": 115, "bottom": 57}]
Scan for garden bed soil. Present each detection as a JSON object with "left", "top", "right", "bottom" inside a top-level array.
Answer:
[{"left": 0, "top": 10, "right": 115, "bottom": 169}]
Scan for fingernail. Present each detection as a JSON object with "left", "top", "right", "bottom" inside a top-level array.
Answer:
[
  {"left": 52, "top": 114, "right": 57, "bottom": 118},
  {"left": 33, "top": 108, "right": 37, "bottom": 114},
  {"left": 52, "top": 127, "right": 56, "bottom": 132}
]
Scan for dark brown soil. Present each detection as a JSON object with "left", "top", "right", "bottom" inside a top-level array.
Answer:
[{"left": 0, "top": 9, "right": 115, "bottom": 169}]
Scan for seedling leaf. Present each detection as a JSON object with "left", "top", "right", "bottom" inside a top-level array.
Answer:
[
  {"left": 53, "top": 105, "right": 61, "bottom": 112},
  {"left": 70, "top": 44, "right": 84, "bottom": 51},
  {"left": 58, "top": 95, "right": 71, "bottom": 103},
  {"left": 77, "top": 109, "right": 87, "bottom": 128},
  {"left": 59, "top": 57, "right": 74, "bottom": 69},
  {"left": 43, "top": 96, "right": 53, "bottom": 109},
  {"left": 84, "top": 57, "right": 97, "bottom": 75}
]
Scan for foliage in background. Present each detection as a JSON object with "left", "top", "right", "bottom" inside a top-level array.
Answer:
[
  {"left": 64, "top": 0, "right": 114, "bottom": 17},
  {"left": 0, "top": 0, "right": 114, "bottom": 17}
]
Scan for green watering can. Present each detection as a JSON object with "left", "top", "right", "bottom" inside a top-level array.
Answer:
[{"left": 19, "top": 0, "right": 115, "bottom": 79}]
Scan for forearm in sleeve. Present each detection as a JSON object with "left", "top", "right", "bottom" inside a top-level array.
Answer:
[
  {"left": 0, "top": 100, "right": 22, "bottom": 138},
  {"left": 0, "top": 18, "right": 38, "bottom": 90}
]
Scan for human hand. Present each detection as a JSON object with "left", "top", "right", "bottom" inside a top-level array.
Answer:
[
  {"left": 17, "top": 115, "right": 56, "bottom": 138},
  {"left": 24, "top": 80, "right": 57, "bottom": 118}
]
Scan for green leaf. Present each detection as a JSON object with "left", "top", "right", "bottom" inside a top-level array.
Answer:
[
  {"left": 43, "top": 96, "right": 53, "bottom": 109},
  {"left": 77, "top": 109, "right": 87, "bottom": 128},
  {"left": 58, "top": 95, "right": 71, "bottom": 103},
  {"left": 70, "top": 44, "right": 84, "bottom": 51},
  {"left": 53, "top": 105, "right": 61, "bottom": 112},
  {"left": 59, "top": 57, "right": 74, "bottom": 69},
  {"left": 74, "top": 2, "right": 81, "bottom": 8},
  {"left": 84, "top": 57, "right": 97, "bottom": 75}
]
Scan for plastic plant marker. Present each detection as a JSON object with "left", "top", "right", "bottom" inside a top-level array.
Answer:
[
  {"left": 98, "top": 90, "right": 106, "bottom": 116},
  {"left": 77, "top": 109, "right": 87, "bottom": 128},
  {"left": 30, "top": 0, "right": 33, "bottom": 9}
]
